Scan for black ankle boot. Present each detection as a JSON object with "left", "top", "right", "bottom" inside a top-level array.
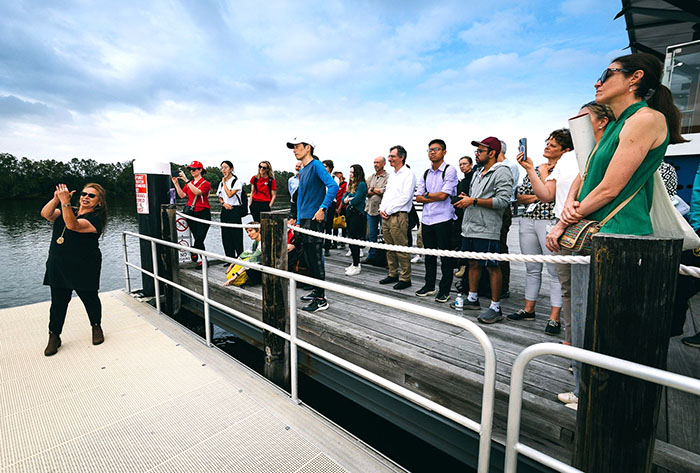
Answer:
[
  {"left": 44, "top": 332, "right": 61, "bottom": 356},
  {"left": 92, "top": 325, "right": 104, "bottom": 345}
]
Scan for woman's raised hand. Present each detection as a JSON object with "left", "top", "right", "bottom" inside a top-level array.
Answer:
[
  {"left": 516, "top": 152, "right": 534, "bottom": 171},
  {"left": 55, "top": 184, "right": 74, "bottom": 205}
]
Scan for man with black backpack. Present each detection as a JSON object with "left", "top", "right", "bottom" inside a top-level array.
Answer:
[{"left": 414, "top": 139, "right": 458, "bottom": 303}]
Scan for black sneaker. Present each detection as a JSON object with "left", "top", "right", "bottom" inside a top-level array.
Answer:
[
  {"left": 379, "top": 276, "right": 399, "bottom": 285},
  {"left": 544, "top": 319, "right": 561, "bottom": 335},
  {"left": 300, "top": 291, "right": 316, "bottom": 301},
  {"left": 478, "top": 307, "right": 503, "bottom": 324},
  {"left": 507, "top": 309, "right": 536, "bottom": 321},
  {"left": 435, "top": 292, "right": 450, "bottom": 303},
  {"left": 302, "top": 298, "right": 329, "bottom": 312},
  {"left": 415, "top": 286, "right": 436, "bottom": 297},
  {"left": 681, "top": 332, "right": 700, "bottom": 348},
  {"left": 393, "top": 280, "right": 411, "bottom": 290},
  {"left": 464, "top": 298, "right": 480, "bottom": 310}
]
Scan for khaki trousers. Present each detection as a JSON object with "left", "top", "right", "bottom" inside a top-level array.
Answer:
[{"left": 383, "top": 212, "right": 411, "bottom": 281}]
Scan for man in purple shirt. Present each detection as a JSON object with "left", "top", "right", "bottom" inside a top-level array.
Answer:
[{"left": 414, "top": 139, "right": 458, "bottom": 303}]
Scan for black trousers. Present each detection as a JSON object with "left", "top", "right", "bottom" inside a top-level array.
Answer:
[
  {"left": 49, "top": 286, "right": 102, "bottom": 335},
  {"left": 299, "top": 218, "right": 326, "bottom": 298},
  {"left": 190, "top": 208, "right": 211, "bottom": 259},
  {"left": 500, "top": 205, "right": 512, "bottom": 292},
  {"left": 220, "top": 207, "right": 243, "bottom": 258},
  {"left": 324, "top": 203, "right": 337, "bottom": 250},
  {"left": 346, "top": 207, "right": 367, "bottom": 265},
  {"left": 422, "top": 220, "right": 455, "bottom": 294},
  {"left": 250, "top": 201, "right": 270, "bottom": 222}
]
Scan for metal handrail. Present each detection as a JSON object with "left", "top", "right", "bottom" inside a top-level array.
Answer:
[
  {"left": 504, "top": 342, "right": 700, "bottom": 473},
  {"left": 121, "top": 230, "right": 498, "bottom": 473}
]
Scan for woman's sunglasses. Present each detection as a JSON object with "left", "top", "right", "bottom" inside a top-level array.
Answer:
[
  {"left": 597, "top": 67, "right": 630, "bottom": 84},
  {"left": 81, "top": 192, "right": 97, "bottom": 198}
]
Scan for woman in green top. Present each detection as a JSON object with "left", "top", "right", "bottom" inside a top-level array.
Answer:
[
  {"left": 548, "top": 52, "right": 686, "bottom": 244},
  {"left": 342, "top": 164, "right": 368, "bottom": 276}
]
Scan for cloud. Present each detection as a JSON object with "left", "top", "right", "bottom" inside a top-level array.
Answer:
[
  {"left": 458, "top": 10, "right": 536, "bottom": 48},
  {"left": 0, "top": 95, "right": 72, "bottom": 122},
  {"left": 559, "top": 0, "right": 601, "bottom": 17}
]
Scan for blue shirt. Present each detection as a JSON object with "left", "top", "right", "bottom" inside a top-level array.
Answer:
[
  {"left": 415, "top": 161, "right": 458, "bottom": 225},
  {"left": 297, "top": 159, "right": 339, "bottom": 220}
]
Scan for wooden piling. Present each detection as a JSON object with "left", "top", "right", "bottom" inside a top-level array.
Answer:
[
  {"left": 574, "top": 234, "right": 682, "bottom": 472},
  {"left": 260, "top": 210, "right": 290, "bottom": 390},
  {"left": 160, "top": 204, "right": 181, "bottom": 316}
]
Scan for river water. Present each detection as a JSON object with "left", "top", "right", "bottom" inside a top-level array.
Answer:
[{"left": 0, "top": 197, "right": 251, "bottom": 309}]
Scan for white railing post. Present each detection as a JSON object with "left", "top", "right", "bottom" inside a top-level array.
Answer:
[
  {"left": 289, "top": 278, "right": 299, "bottom": 404},
  {"left": 151, "top": 241, "right": 160, "bottom": 313},
  {"left": 122, "top": 232, "right": 131, "bottom": 294},
  {"left": 202, "top": 255, "right": 211, "bottom": 347}
]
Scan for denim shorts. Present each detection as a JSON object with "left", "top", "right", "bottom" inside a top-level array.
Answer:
[{"left": 462, "top": 237, "right": 500, "bottom": 267}]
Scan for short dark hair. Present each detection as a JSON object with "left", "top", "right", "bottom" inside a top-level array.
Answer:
[
  {"left": 459, "top": 156, "right": 472, "bottom": 165},
  {"left": 428, "top": 139, "right": 446, "bottom": 151},
  {"left": 547, "top": 128, "right": 573, "bottom": 151},
  {"left": 390, "top": 145, "right": 407, "bottom": 163},
  {"left": 322, "top": 159, "right": 334, "bottom": 171}
]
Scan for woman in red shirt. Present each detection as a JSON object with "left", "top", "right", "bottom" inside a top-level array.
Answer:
[
  {"left": 172, "top": 160, "right": 211, "bottom": 265},
  {"left": 250, "top": 160, "right": 277, "bottom": 222}
]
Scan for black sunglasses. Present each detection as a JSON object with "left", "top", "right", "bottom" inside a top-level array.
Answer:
[
  {"left": 259, "top": 165, "right": 269, "bottom": 170},
  {"left": 81, "top": 192, "right": 97, "bottom": 198},
  {"left": 597, "top": 67, "right": 630, "bottom": 84}
]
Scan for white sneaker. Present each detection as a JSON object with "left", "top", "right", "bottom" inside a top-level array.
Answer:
[
  {"left": 411, "top": 254, "right": 421, "bottom": 263},
  {"left": 345, "top": 249, "right": 352, "bottom": 256},
  {"left": 344, "top": 263, "right": 355, "bottom": 274},
  {"left": 565, "top": 402, "right": 578, "bottom": 411},
  {"left": 346, "top": 264, "right": 361, "bottom": 276},
  {"left": 557, "top": 392, "right": 578, "bottom": 404}
]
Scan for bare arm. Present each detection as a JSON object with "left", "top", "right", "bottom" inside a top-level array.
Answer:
[
  {"left": 269, "top": 189, "right": 277, "bottom": 208},
  {"left": 55, "top": 184, "right": 97, "bottom": 233},
  {"left": 526, "top": 166, "right": 556, "bottom": 202},
  {"left": 41, "top": 191, "right": 61, "bottom": 222},
  {"left": 576, "top": 110, "right": 667, "bottom": 218}
]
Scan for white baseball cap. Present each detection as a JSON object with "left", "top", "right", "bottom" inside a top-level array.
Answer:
[{"left": 286, "top": 137, "right": 315, "bottom": 149}]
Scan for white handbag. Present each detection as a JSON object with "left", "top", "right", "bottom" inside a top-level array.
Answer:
[{"left": 650, "top": 170, "right": 700, "bottom": 250}]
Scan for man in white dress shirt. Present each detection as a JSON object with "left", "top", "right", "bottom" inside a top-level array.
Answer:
[{"left": 378, "top": 145, "right": 417, "bottom": 290}]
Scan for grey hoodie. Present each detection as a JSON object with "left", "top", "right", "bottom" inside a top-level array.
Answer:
[{"left": 461, "top": 162, "right": 514, "bottom": 240}]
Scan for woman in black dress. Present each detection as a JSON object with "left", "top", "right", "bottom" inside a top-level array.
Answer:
[{"left": 41, "top": 182, "right": 108, "bottom": 356}]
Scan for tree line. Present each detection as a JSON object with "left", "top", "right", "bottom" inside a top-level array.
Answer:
[{"left": 2, "top": 153, "right": 293, "bottom": 200}]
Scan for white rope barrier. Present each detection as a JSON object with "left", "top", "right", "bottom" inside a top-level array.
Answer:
[
  {"left": 176, "top": 210, "right": 700, "bottom": 277},
  {"left": 289, "top": 224, "right": 591, "bottom": 264},
  {"left": 176, "top": 211, "right": 260, "bottom": 229},
  {"left": 680, "top": 265, "right": 700, "bottom": 278}
]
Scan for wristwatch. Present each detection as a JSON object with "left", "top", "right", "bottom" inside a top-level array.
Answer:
[
  {"left": 473, "top": 198, "right": 478, "bottom": 207},
  {"left": 424, "top": 191, "right": 430, "bottom": 199}
]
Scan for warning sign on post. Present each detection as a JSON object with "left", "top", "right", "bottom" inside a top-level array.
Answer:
[{"left": 134, "top": 174, "right": 149, "bottom": 214}]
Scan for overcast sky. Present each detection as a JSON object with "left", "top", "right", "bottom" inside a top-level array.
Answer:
[{"left": 0, "top": 0, "right": 629, "bottom": 180}]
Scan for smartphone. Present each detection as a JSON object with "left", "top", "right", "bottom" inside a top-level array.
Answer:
[{"left": 518, "top": 138, "right": 527, "bottom": 161}]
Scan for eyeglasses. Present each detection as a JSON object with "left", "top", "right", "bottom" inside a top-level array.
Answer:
[
  {"left": 259, "top": 165, "right": 268, "bottom": 170},
  {"left": 81, "top": 192, "right": 97, "bottom": 198},
  {"left": 427, "top": 147, "right": 442, "bottom": 153},
  {"left": 475, "top": 148, "right": 489, "bottom": 155},
  {"left": 597, "top": 68, "right": 630, "bottom": 84}
]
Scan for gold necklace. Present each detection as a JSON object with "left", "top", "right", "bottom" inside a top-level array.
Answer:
[{"left": 56, "top": 225, "right": 67, "bottom": 245}]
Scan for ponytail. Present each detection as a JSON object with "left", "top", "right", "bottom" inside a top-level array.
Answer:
[
  {"left": 647, "top": 85, "right": 687, "bottom": 144},
  {"left": 613, "top": 53, "right": 688, "bottom": 144}
]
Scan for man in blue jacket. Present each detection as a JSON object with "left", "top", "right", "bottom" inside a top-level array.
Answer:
[{"left": 287, "top": 137, "right": 339, "bottom": 312}]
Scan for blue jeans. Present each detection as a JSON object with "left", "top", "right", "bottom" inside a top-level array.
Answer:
[{"left": 366, "top": 214, "right": 381, "bottom": 259}]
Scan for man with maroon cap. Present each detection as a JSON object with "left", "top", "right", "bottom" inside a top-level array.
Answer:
[{"left": 453, "top": 137, "right": 514, "bottom": 324}]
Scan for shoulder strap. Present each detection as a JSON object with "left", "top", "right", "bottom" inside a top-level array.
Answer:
[{"left": 423, "top": 164, "right": 450, "bottom": 184}]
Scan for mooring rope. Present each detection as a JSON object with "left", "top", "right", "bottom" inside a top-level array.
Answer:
[{"left": 176, "top": 211, "right": 700, "bottom": 276}]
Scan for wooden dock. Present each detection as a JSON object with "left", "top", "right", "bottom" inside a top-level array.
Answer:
[
  {"left": 174, "top": 217, "right": 700, "bottom": 472},
  {"left": 0, "top": 290, "right": 405, "bottom": 473}
]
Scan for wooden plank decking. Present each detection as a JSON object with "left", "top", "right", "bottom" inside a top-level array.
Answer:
[{"left": 175, "top": 217, "right": 700, "bottom": 472}]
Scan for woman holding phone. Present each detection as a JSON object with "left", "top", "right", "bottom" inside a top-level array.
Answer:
[
  {"left": 509, "top": 129, "right": 573, "bottom": 336},
  {"left": 172, "top": 160, "right": 211, "bottom": 266}
]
